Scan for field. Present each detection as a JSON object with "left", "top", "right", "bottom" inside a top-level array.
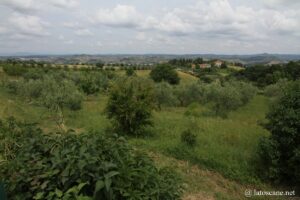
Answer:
[{"left": 0, "top": 67, "right": 284, "bottom": 199}]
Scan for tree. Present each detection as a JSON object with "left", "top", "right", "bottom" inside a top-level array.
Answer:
[
  {"left": 208, "top": 82, "right": 242, "bottom": 117},
  {"left": 154, "top": 82, "right": 177, "bottom": 109},
  {"left": 96, "top": 62, "right": 104, "bottom": 69},
  {"left": 258, "top": 80, "right": 300, "bottom": 188},
  {"left": 106, "top": 77, "right": 155, "bottom": 136},
  {"left": 39, "top": 77, "right": 84, "bottom": 131},
  {"left": 150, "top": 64, "right": 180, "bottom": 85},
  {"left": 125, "top": 68, "right": 135, "bottom": 76},
  {"left": 221, "top": 63, "right": 227, "bottom": 69}
]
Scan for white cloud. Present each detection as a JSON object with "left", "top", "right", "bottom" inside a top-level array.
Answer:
[
  {"left": 0, "top": 0, "right": 79, "bottom": 13},
  {"left": 9, "top": 13, "right": 50, "bottom": 36},
  {"left": 93, "top": 4, "right": 141, "bottom": 28},
  {"left": 50, "top": 0, "right": 79, "bottom": 9},
  {"left": 64, "top": 39, "right": 74, "bottom": 44},
  {"left": 63, "top": 22, "right": 82, "bottom": 29},
  {"left": 75, "top": 28, "right": 93, "bottom": 36}
]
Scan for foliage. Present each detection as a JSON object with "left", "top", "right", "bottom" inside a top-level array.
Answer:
[
  {"left": 207, "top": 82, "right": 243, "bottom": 117},
  {"left": 264, "top": 79, "right": 290, "bottom": 98},
  {"left": 76, "top": 72, "right": 109, "bottom": 95},
  {"left": 175, "top": 83, "right": 207, "bottom": 107},
  {"left": 154, "top": 82, "right": 177, "bottom": 109},
  {"left": 181, "top": 130, "right": 197, "bottom": 147},
  {"left": 150, "top": 64, "right": 180, "bottom": 85},
  {"left": 2, "top": 64, "right": 28, "bottom": 76},
  {"left": 258, "top": 80, "right": 300, "bottom": 188},
  {"left": 106, "top": 77, "right": 155, "bottom": 136},
  {"left": 234, "top": 61, "right": 300, "bottom": 87},
  {"left": 0, "top": 118, "right": 183, "bottom": 200},
  {"left": 125, "top": 68, "right": 136, "bottom": 76}
]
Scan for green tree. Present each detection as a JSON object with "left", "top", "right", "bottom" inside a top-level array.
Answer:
[
  {"left": 150, "top": 64, "right": 180, "bottom": 85},
  {"left": 106, "top": 77, "right": 155, "bottom": 136},
  {"left": 154, "top": 82, "right": 177, "bottom": 109},
  {"left": 125, "top": 68, "right": 135, "bottom": 76},
  {"left": 258, "top": 80, "right": 300, "bottom": 188},
  {"left": 39, "top": 77, "right": 84, "bottom": 131}
]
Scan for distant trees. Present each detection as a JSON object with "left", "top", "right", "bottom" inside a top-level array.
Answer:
[
  {"left": 150, "top": 64, "right": 180, "bottom": 85},
  {"left": 95, "top": 62, "right": 105, "bottom": 69},
  {"left": 234, "top": 61, "right": 300, "bottom": 87},
  {"left": 258, "top": 80, "right": 300, "bottom": 188},
  {"left": 106, "top": 77, "right": 155, "bottom": 136}
]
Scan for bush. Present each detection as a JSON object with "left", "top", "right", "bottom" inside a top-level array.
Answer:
[
  {"left": 2, "top": 64, "right": 27, "bottom": 76},
  {"left": 154, "top": 82, "right": 178, "bottom": 109},
  {"left": 77, "top": 72, "right": 109, "bottom": 95},
  {"left": 150, "top": 64, "right": 180, "bottom": 85},
  {"left": 258, "top": 80, "right": 300, "bottom": 189},
  {"left": 0, "top": 118, "right": 183, "bottom": 200},
  {"left": 181, "top": 130, "right": 197, "bottom": 147},
  {"left": 264, "top": 79, "right": 289, "bottom": 98},
  {"left": 106, "top": 77, "right": 155, "bottom": 136},
  {"left": 125, "top": 68, "right": 135, "bottom": 76},
  {"left": 174, "top": 83, "right": 206, "bottom": 107},
  {"left": 208, "top": 82, "right": 243, "bottom": 117}
]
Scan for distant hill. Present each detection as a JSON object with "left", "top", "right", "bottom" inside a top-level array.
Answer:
[{"left": 0, "top": 53, "right": 299, "bottom": 65}]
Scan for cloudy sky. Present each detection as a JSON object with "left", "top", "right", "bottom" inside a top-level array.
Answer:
[{"left": 0, "top": 0, "right": 299, "bottom": 55}]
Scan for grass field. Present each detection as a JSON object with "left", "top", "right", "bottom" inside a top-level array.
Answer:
[{"left": 0, "top": 69, "right": 281, "bottom": 199}]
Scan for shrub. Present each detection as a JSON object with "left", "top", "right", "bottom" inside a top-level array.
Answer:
[
  {"left": 125, "top": 68, "right": 135, "bottom": 76},
  {"left": 2, "top": 64, "right": 27, "bottom": 76},
  {"left": 154, "top": 82, "right": 178, "bottom": 109},
  {"left": 174, "top": 83, "right": 206, "bottom": 107},
  {"left": 77, "top": 72, "right": 109, "bottom": 95},
  {"left": 181, "top": 130, "right": 197, "bottom": 147},
  {"left": 0, "top": 118, "right": 183, "bottom": 200},
  {"left": 207, "top": 82, "right": 242, "bottom": 117},
  {"left": 106, "top": 77, "right": 155, "bottom": 136},
  {"left": 150, "top": 64, "right": 180, "bottom": 85},
  {"left": 258, "top": 80, "right": 300, "bottom": 189},
  {"left": 264, "top": 79, "right": 289, "bottom": 98}
]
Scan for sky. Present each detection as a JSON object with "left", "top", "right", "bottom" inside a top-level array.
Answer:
[{"left": 0, "top": 0, "right": 299, "bottom": 55}]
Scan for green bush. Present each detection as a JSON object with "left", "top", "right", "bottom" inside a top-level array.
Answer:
[
  {"left": 174, "top": 83, "right": 206, "bottom": 107},
  {"left": 106, "top": 77, "right": 155, "bottom": 136},
  {"left": 258, "top": 80, "right": 300, "bottom": 189},
  {"left": 181, "top": 130, "right": 197, "bottom": 147},
  {"left": 154, "top": 82, "right": 178, "bottom": 109},
  {"left": 150, "top": 64, "right": 180, "bottom": 85},
  {"left": 264, "top": 79, "right": 289, "bottom": 98},
  {"left": 207, "top": 82, "right": 242, "bottom": 117},
  {"left": 125, "top": 68, "right": 135, "bottom": 76},
  {"left": 2, "top": 64, "right": 27, "bottom": 76},
  {"left": 0, "top": 118, "right": 183, "bottom": 200}
]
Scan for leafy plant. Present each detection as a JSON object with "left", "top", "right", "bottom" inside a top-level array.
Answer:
[
  {"left": 0, "top": 118, "right": 183, "bottom": 200},
  {"left": 258, "top": 80, "right": 300, "bottom": 189},
  {"left": 106, "top": 77, "right": 155, "bottom": 136}
]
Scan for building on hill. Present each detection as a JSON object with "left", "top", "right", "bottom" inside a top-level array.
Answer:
[
  {"left": 200, "top": 63, "right": 211, "bottom": 69},
  {"left": 214, "top": 60, "right": 223, "bottom": 67}
]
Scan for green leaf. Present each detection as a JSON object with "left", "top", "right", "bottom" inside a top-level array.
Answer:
[
  {"left": 105, "top": 178, "right": 112, "bottom": 191},
  {"left": 33, "top": 192, "right": 44, "bottom": 200},
  {"left": 94, "top": 180, "right": 105, "bottom": 195},
  {"left": 55, "top": 188, "right": 63, "bottom": 198},
  {"left": 104, "top": 171, "right": 119, "bottom": 179}
]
